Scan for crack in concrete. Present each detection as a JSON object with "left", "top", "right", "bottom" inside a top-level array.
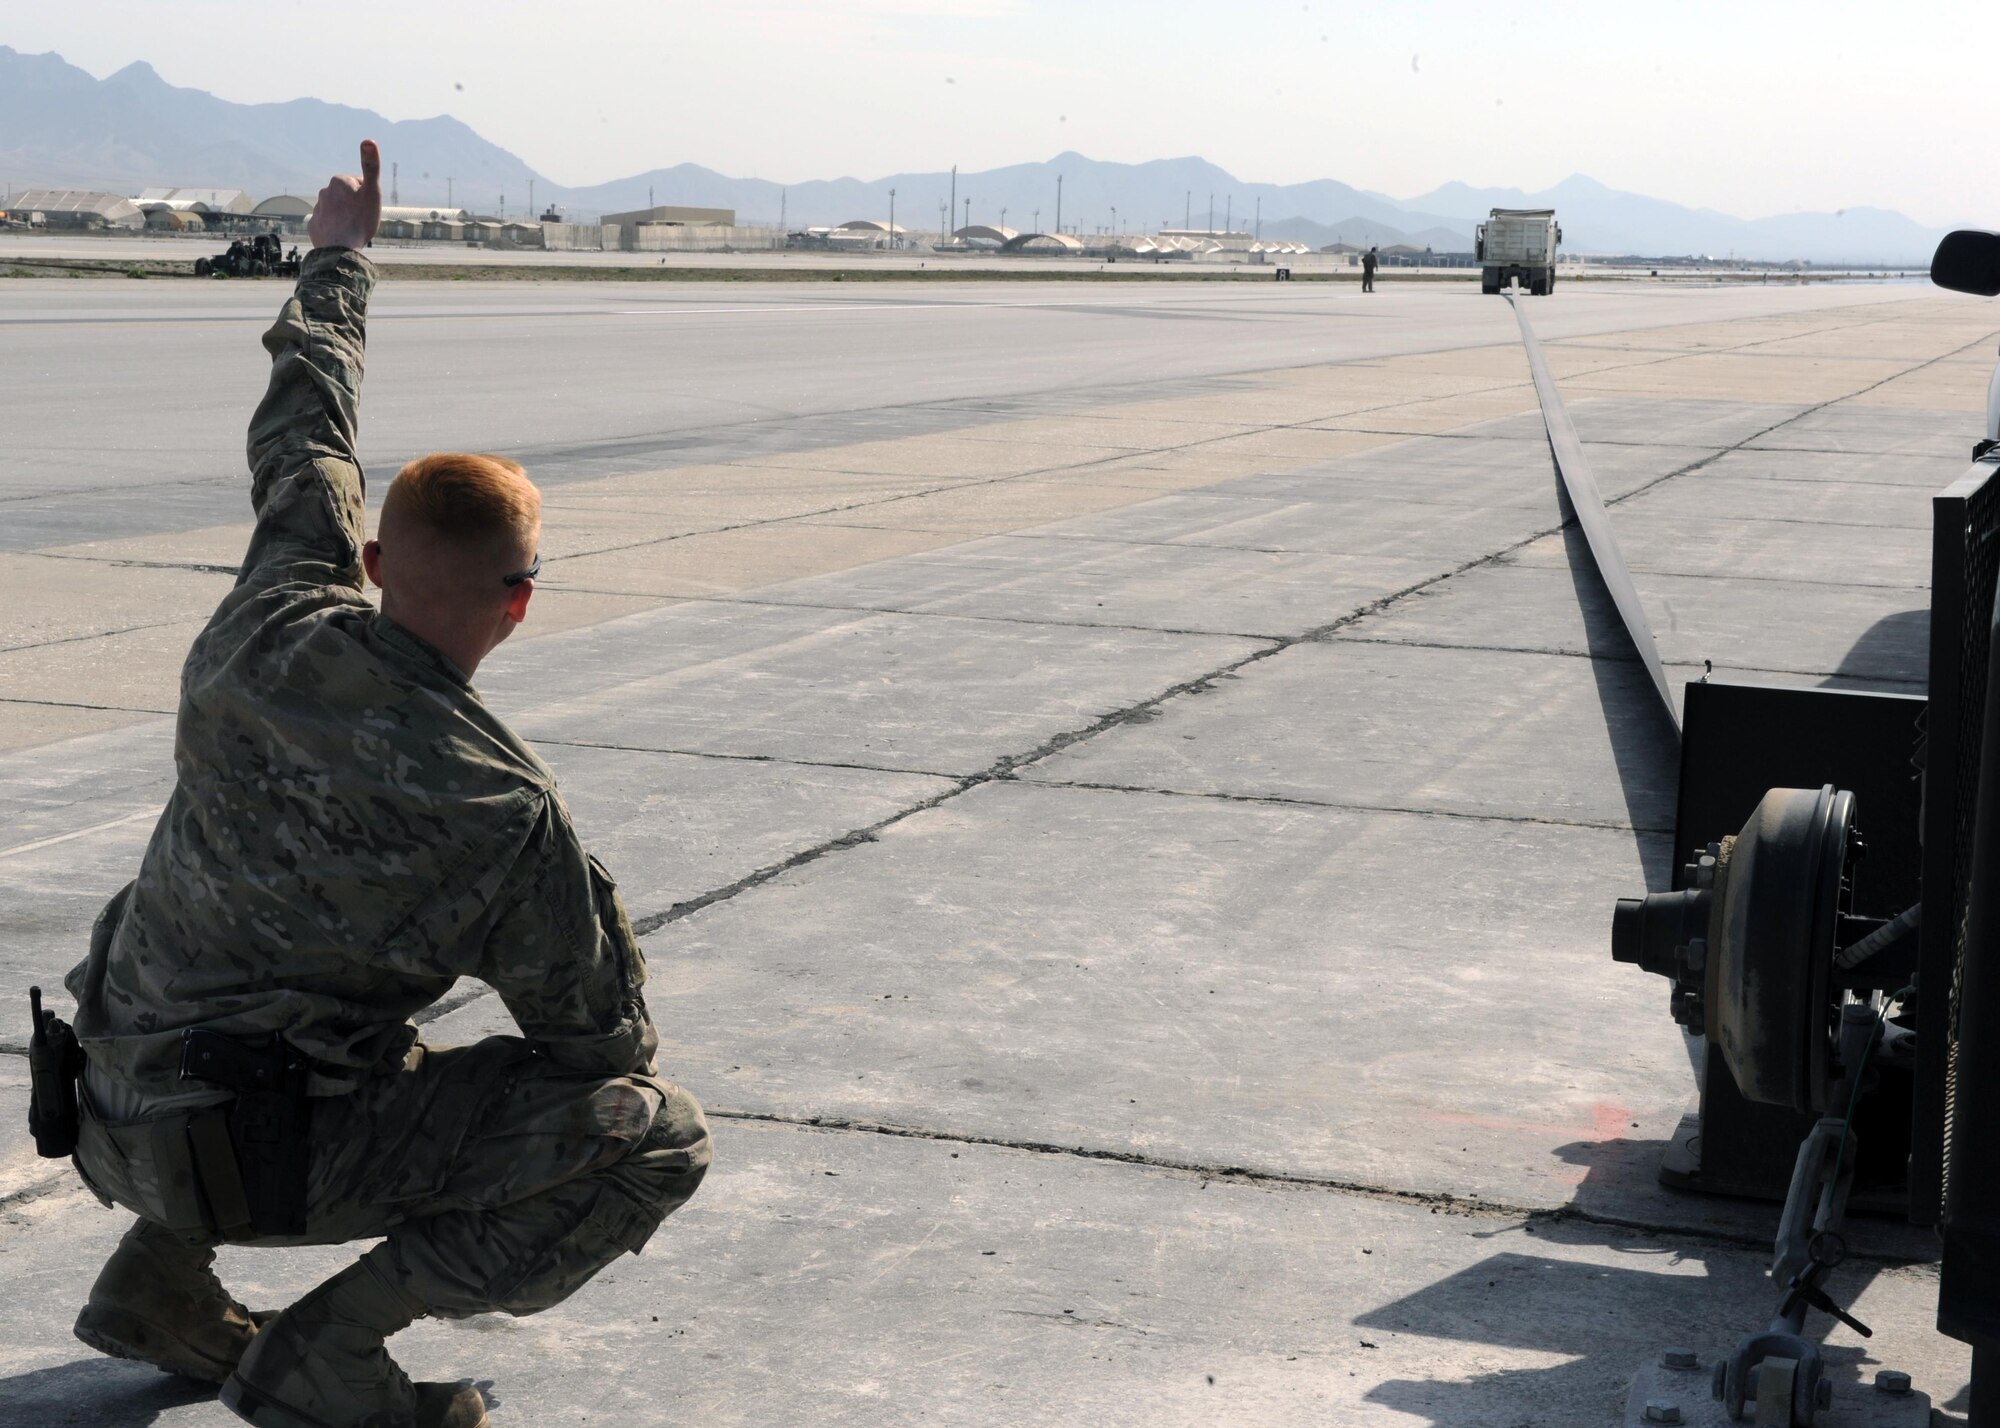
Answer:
[
  {"left": 1586, "top": 326, "right": 2000, "bottom": 519},
  {"left": 0, "top": 616, "right": 203, "bottom": 657},
  {"left": 1019, "top": 775, "right": 1674, "bottom": 836},
  {"left": 0, "top": 296, "right": 1965, "bottom": 1271},
  {"left": 540, "top": 584, "right": 1284, "bottom": 642},
  {"left": 603, "top": 331, "right": 1980, "bottom": 942},
  {"left": 1324, "top": 631, "right": 1928, "bottom": 687},
  {"left": 526, "top": 736, "right": 961, "bottom": 782},
  {"left": 613, "top": 534, "right": 1614, "bottom": 942},
  {"left": 419, "top": 312, "right": 1881, "bottom": 574},
  {"left": 701, "top": 1107, "right": 1936, "bottom": 1265},
  {"left": 26, "top": 555, "right": 241, "bottom": 577},
  {"left": 0, "top": 695, "right": 173, "bottom": 717}
]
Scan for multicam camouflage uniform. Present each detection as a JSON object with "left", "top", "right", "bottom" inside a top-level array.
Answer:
[{"left": 64, "top": 247, "right": 709, "bottom": 1318}]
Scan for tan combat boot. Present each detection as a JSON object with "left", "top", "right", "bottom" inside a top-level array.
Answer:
[
  {"left": 220, "top": 1247, "right": 488, "bottom": 1428},
  {"left": 74, "top": 1217, "right": 270, "bottom": 1383}
]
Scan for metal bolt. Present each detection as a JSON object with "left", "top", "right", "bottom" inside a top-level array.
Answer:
[
  {"left": 1643, "top": 1402, "right": 1683, "bottom": 1425},
  {"left": 1874, "top": 1370, "right": 1912, "bottom": 1395},
  {"left": 1662, "top": 1349, "right": 1699, "bottom": 1369}
]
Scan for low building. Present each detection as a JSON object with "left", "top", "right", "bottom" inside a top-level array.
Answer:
[
  {"left": 947, "top": 224, "right": 1017, "bottom": 250},
  {"left": 375, "top": 206, "right": 472, "bottom": 240},
  {"left": 143, "top": 207, "right": 207, "bottom": 232},
  {"left": 5, "top": 189, "right": 143, "bottom": 230},
  {"left": 830, "top": 219, "right": 909, "bottom": 250},
  {"left": 138, "top": 187, "right": 254, "bottom": 217},
  {"left": 602, "top": 204, "right": 736, "bottom": 228},
  {"left": 252, "top": 195, "right": 314, "bottom": 233},
  {"left": 380, "top": 204, "right": 471, "bottom": 226},
  {"left": 1010, "top": 232, "right": 1085, "bottom": 253}
]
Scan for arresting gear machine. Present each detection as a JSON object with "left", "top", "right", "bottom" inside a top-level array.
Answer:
[
  {"left": 1602, "top": 227, "right": 2000, "bottom": 1427},
  {"left": 1616, "top": 785, "right": 1915, "bottom": 1425}
]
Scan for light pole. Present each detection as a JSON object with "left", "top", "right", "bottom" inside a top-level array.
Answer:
[
  {"left": 949, "top": 164, "right": 956, "bottom": 241},
  {"left": 446, "top": 176, "right": 454, "bottom": 210},
  {"left": 964, "top": 196, "right": 971, "bottom": 230},
  {"left": 1055, "top": 173, "right": 1063, "bottom": 236},
  {"left": 1033, "top": 208, "right": 1040, "bottom": 233},
  {"left": 888, "top": 187, "right": 896, "bottom": 249},
  {"left": 1185, "top": 191, "right": 1190, "bottom": 228},
  {"left": 1255, "top": 195, "right": 1261, "bottom": 241},
  {"left": 1110, "top": 204, "right": 1117, "bottom": 238},
  {"left": 1207, "top": 192, "right": 1213, "bottom": 235},
  {"left": 999, "top": 206, "right": 1007, "bottom": 232}
]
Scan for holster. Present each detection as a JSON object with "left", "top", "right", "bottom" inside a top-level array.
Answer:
[{"left": 177, "top": 1028, "right": 313, "bottom": 1239}]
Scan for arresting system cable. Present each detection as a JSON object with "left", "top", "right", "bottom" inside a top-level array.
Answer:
[{"left": 1505, "top": 289, "right": 1681, "bottom": 733}]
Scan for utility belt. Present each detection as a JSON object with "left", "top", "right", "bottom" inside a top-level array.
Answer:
[
  {"left": 27, "top": 990, "right": 312, "bottom": 1240},
  {"left": 169, "top": 1026, "right": 314, "bottom": 1239}
]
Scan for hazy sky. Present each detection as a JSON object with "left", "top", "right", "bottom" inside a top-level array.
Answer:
[{"left": 10, "top": 0, "right": 1995, "bottom": 224}]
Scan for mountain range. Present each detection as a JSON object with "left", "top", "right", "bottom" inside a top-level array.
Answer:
[{"left": 0, "top": 45, "right": 1951, "bottom": 264}]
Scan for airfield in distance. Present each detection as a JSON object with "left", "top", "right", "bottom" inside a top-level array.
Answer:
[{"left": 0, "top": 268, "right": 1987, "bottom": 1425}]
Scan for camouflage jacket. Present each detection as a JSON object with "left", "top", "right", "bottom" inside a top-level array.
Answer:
[{"left": 66, "top": 247, "right": 657, "bottom": 1103}]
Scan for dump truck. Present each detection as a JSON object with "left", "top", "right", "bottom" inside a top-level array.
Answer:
[{"left": 1477, "top": 208, "right": 1561, "bottom": 295}]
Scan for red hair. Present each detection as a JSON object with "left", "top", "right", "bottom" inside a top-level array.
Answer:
[{"left": 382, "top": 452, "right": 539, "bottom": 559}]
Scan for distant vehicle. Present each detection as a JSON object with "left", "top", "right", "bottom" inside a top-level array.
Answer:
[
  {"left": 1477, "top": 208, "right": 1561, "bottom": 295},
  {"left": 194, "top": 233, "right": 300, "bottom": 279}
]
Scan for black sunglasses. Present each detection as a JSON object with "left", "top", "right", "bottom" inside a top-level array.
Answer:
[{"left": 370, "top": 542, "right": 540, "bottom": 588}]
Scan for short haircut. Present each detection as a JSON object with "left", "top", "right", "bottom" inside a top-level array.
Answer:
[{"left": 381, "top": 453, "right": 540, "bottom": 561}]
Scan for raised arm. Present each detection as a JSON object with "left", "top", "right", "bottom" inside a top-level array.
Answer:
[{"left": 238, "top": 140, "right": 384, "bottom": 592}]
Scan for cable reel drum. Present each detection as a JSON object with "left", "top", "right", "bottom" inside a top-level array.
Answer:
[
  {"left": 1613, "top": 784, "right": 1888, "bottom": 1426},
  {"left": 1614, "top": 783, "right": 1858, "bottom": 1117}
]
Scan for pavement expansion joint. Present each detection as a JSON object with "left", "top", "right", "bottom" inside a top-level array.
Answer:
[
  {"left": 512, "top": 306, "right": 1988, "bottom": 1125},
  {"left": 0, "top": 694, "right": 175, "bottom": 716},
  {"left": 551, "top": 586, "right": 1277, "bottom": 642},
  {"left": 526, "top": 736, "right": 961, "bottom": 782},
  {"left": 1322, "top": 632, "right": 1929, "bottom": 688},
  {"left": 408, "top": 980, "right": 499, "bottom": 1028},
  {"left": 0, "top": 616, "right": 208, "bottom": 656},
  {"left": 0, "top": 1166, "right": 77, "bottom": 1214},
  {"left": 1023, "top": 775, "right": 1675, "bottom": 836},
  {"left": 1743, "top": 452, "right": 1979, "bottom": 470},
  {"left": 693, "top": 1107, "right": 1943, "bottom": 1266},
  {"left": 613, "top": 537, "right": 1597, "bottom": 942},
  {"left": 28, "top": 553, "right": 247, "bottom": 577},
  {"left": 1586, "top": 566, "right": 1930, "bottom": 593},
  {"left": 0, "top": 472, "right": 238, "bottom": 507}
]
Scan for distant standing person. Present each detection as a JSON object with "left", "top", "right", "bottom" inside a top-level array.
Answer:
[{"left": 1362, "top": 246, "right": 1378, "bottom": 292}]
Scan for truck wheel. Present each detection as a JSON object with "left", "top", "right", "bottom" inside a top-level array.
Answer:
[
  {"left": 194, "top": 258, "right": 210, "bottom": 277},
  {"left": 1481, "top": 267, "right": 1499, "bottom": 295}
]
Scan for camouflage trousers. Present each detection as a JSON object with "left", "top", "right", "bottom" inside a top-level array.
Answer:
[{"left": 76, "top": 1036, "right": 711, "bottom": 1319}]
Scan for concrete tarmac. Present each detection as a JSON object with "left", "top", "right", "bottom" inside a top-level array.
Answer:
[{"left": 0, "top": 272, "right": 1994, "bottom": 1425}]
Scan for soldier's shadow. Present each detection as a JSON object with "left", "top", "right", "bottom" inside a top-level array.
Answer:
[{"left": 0, "top": 1357, "right": 214, "bottom": 1428}]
